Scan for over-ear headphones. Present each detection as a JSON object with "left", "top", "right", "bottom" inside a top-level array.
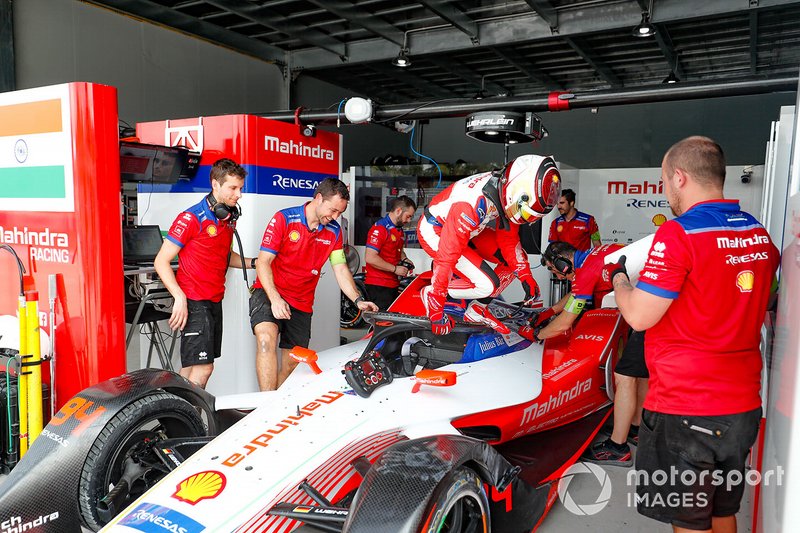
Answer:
[
  {"left": 541, "top": 247, "right": 574, "bottom": 275},
  {"left": 207, "top": 193, "right": 241, "bottom": 223}
]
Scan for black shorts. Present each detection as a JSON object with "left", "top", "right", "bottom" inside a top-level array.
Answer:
[
  {"left": 365, "top": 284, "right": 397, "bottom": 311},
  {"left": 249, "top": 289, "right": 312, "bottom": 350},
  {"left": 634, "top": 407, "right": 762, "bottom": 530},
  {"left": 615, "top": 329, "right": 649, "bottom": 378},
  {"left": 180, "top": 299, "right": 223, "bottom": 367}
]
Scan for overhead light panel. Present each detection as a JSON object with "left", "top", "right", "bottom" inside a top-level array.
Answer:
[
  {"left": 393, "top": 32, "right": 412, "bottom": 68},
  {"left": 663, "top": 71, "right": 679, "bottom": 84}
]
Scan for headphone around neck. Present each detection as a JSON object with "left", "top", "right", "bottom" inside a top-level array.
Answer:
[
  {"left": 207, "top": 192, "right": 241, "bottom": 223},
  {"left": 541, "top": 247, "right": 574, "bottom": 275}
]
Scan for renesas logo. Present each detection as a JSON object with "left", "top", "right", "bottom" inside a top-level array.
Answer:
[
  {"left": 726, "top": 252, "right": 769, "bottom": 265},
  {"left": 118, "top": 503, "right": 204, "bottom": 533},
  {"left": 717, "top": 234, "right": 770, "bottom": 249},
  {"left": 520, "top": 378, "right": 592, "bottom": 425},
  {"left": 273, "top": 174, "right": 320, "bottom": 191},
  {"left": 265, "top": 135, "right": 334, "bottom": 160},
  {"left": 627, "top": 198, "right": 669, "bottom": 209},
  {"left": 608, "top": 180, "right": 663, "bottom": 195}
]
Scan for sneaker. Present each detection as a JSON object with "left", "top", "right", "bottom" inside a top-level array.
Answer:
[
  {"left": 463, "top": 301, "right": 510, "bottom": 334},
  {"left": 627, "top": 425, "right": 639, "bottom": 447},
  {"left": 582, "top": 438, "right": 633, "bottom": 467}
]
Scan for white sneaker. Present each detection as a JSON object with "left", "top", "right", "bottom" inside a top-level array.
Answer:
[{"left": 463, "top": 301, "right": 510, "bottom": 334}]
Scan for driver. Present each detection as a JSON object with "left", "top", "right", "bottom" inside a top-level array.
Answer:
[{"left": 417, "top": 154, "right": 561, "bottom": 335}]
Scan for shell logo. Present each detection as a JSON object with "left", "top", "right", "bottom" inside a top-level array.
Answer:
[
  {"left": 289, "top": 230, "right": 301, "bottom": 242},
  {"left": 172, "top": 470, "right": 227, "bottom": 505},
  {"left": 736, "top": 270, "right": 755, "bottom": 293},
  {"left": 557, "top": 224, "right": 563, "bottom": 233},
  {"left": 206, "top": 225, "right": 218, "bottom": 237},
  {"left": 390, "top": 234, "right": 397, "bottom": 241},
  {"left": 652, "top": 213, "right": 667, "bottom": 227}
]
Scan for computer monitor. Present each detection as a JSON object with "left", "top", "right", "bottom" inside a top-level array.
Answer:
[
  {"left": 120, "top": 142, "right": 188, "bottom": 184},
  {"left": 122, "top": 225, "right": 164, "bottom": 263}
]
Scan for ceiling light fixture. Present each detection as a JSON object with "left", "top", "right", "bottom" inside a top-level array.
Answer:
[
  {"left": 392, "top": 32, "right": 411, "bottom": 68},
  {"left": 663, "top": 71, "right": 679, "bottom": 84},
  {"left": 632, "top": 0, "right": 656, "bottom": 38}
]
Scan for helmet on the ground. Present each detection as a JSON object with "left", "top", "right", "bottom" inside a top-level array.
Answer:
[{"left": 501, "top": 154, "right": 561, "bottom": 225}]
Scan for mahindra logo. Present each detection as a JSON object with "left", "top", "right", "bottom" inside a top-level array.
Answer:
[
  {"left": 716, "top": 234, "right": 770, "bottom": 249},
  {"left": 272, "top": 174, "right": 321, "bottom": 191},
  {"left": 265, "top": 135, "right": 334, "bottom": 160},
  {"left": 608, "top": 180, "right": 663, "bottom": 195},
  {"left": 520, "top": 378, "right": 592, "bottom": 425}
]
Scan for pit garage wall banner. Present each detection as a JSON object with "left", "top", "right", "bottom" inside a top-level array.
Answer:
[{"left": 0, "top": 83, "right": 126, "bottom": 408}]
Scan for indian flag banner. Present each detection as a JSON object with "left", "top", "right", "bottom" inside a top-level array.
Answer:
[{"left": 0, "top": 85, "right": 74, "bottom": 212}]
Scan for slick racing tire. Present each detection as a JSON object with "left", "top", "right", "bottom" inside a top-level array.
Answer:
[
  {"left": 421, "top": 467, "right": 490, "bottom": 533},
  {"left": 78, "top": 391, "right": 207, "bottom": 531},
  {"left": 341, "top": 278, "right": 368, "bottom": 329}
]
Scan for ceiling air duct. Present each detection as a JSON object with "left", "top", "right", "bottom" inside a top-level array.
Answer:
[{"left": 465, "top": 111, "right": 546, "bottom": 144}]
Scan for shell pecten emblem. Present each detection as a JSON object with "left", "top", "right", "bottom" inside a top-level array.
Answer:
[
  {"left": 172, "top": 470, "right": 227, "bottom": 505},
  {"left": 736, "top": 270, "right": 755, "bottom": 293}
]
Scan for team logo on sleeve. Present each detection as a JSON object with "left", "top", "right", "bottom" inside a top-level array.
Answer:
[
  {"left": 650, "top": 241, "right": 666, "bottom": 258},
  {"left": 289, "top": 230, "right": 301, "bottom": 242},
  {"left": 736, "top": 270, "right": 755, "bottom": 293}
]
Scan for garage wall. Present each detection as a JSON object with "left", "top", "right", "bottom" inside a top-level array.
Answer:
[{"left": 13, "top": 0, "right": 285, "bottom": 125}]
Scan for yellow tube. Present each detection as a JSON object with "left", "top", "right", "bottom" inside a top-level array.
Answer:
[
  {"left": 17, "top": 296, "right": 28, "bottom": 457},
  {"left": 26, "top": 295, "right": 43, "bottom": 445}
]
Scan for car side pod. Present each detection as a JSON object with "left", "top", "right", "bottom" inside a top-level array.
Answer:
[
  {"left": 290, "top": 346, "right": 322, "bottom": 374},
  {"left": 411, "top": 369, "right": 456, "bottom": 393}
]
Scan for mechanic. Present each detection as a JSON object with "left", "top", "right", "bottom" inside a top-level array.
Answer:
[
  {"left": 548, "top": 188, "right": 601, "bottom": 251},
  {"left": 417, "top": 154, "right": 561, "bottom": 335},
  {"left": 250, "top": 178, "right": 378, "bottom": 391},
  {"left": 154, "top": 158, "right": 256, "bottom": 389},
  {"left": 606, "top": 136, "right": 779, "bottom": 533},
  {"left": 520, "top": 240, "right": 623, "bottom": 342},
  {"left": 364, "top": 195, "right": 417, "bottom": 311}
]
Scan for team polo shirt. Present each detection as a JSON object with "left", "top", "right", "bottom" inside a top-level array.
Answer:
[
  {"left": 365, "top": 215, "right": 406, "bottom": 288},
  {"left": 549, "top": 211, "right": 600, "bottom": 251},
  {"left": 166, "top": 198, "right": 235, "bottom": 303},
  {"left": 569, "top": 244, "right": 624, "bottom": 309},
  {"left": 637, "top": 200, "right": 780, "bottom": 416},
  {"left": 253, "top": 204, "right": 344, "bottom": 313}
]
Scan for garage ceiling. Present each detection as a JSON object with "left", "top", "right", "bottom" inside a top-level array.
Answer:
[{"left": 89, "top": 0, "right": 800, "bottom": 105}]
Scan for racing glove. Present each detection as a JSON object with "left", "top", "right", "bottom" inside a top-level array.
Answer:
[
  {"left": 519, "top": 273, "right": 540, "bottom": 306},
  {"left": 532, "top": 306, "right": 556, "bottom": 328},
  {"left": 601, "top": 255, "right": 628, "bottom": 285},
  {"left": 423, "top": 286, "right": 454, "bottom": 336},
  {"left": 518, "top": 324, "right": 544, "bottom": 344}
]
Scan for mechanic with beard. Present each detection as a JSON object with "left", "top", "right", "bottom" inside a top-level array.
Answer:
[
  {"left": 364, "top": 195, "right": 418, "bottom": 311},
  {"left": 250, "top": 178, "right": 378, "bottom": 391},
  {"left": 417, "top": 154, "right": 561, "bottom": 335},
  {"left": 155, "top": 158, "right": 256, "bottom": 389},
  {"left": 607, "top": 136, "right": 779, "bottom": 533},
  {"left": 548, "top": 188, "right": 601, "bottom": 251}
]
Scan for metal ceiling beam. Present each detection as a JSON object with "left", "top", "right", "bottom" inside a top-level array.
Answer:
[
  {"left": 203, "top": 0, "right": 346, "bottom": 58},
  {"left": 261, "top": 77, "right": 798, "bottom": 123},
  {"left": 86, "top": 0, "right": 285, "bottom": 63},
  {"left": 427, "top": 57, "right": 510, "bottom": 96},
  {"left": 653, "top": 24, "right": 683, "bottom": 78},
  {"left": 305, "top": 0, "right": 405, "bottom": 47},
  {"left": 292, "top": 0, "right": 800, "bottom": 70},
  {"left": 418, "top": 0, "right": 478, "bottom": 43},
  {"left": 522, "top": 0, "right": 558, "bottom": 30},
  {"left": 750, "top": 11, "right": 759, "bottom": 75},
  {"left": 563, "top": 37, "right": 622, "bottom": 88},
  {"left": 490, "top": 47, "right": 563, "bottom": 90}
]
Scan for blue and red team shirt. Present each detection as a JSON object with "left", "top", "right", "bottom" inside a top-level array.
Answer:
[
  {"left": 365, "top": 215, "right": 405, "bottom": 288},
  {"left": 253, "top": 204, "right": 343, "bottom": 313},
  {"left": 549, "top": 211, "right": 599, "bottom": 251},
  {"left": 571, "top": 243, "right": 624, "bottom": 305},
  {"left": 166, "top": 197, "right": 236, "bottom": 303},
  {"left": 636, "top": 200, "right": 779, "bottom": 416}
]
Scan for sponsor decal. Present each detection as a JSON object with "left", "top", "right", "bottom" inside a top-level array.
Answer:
[
  {"left": 390, "top": 234, "right": 396, "bottom": 241},
  {"left": 542, "top": 358, "right": 578, "bottom": 379},
  {"left": 315, "top": 238, "right": 332, "bottom": 245},
  {"left": 293, "top": 506, "right": 313, "bottom": 514},
  {"left": 289, "top": 230, "right": 301, "bottom": 242},
  {"left": 717, "top": 234, "right": 770, "bottom": 249},
  {"left": 50, "top": 396, "right": 106, "bottom": 436},
  {"left": 0, "top": 225, "right": 71, "bottom": 264},
  {"left": 575, "top": 334, "right": 605, "bottom": 342},
  {"left": 265, "top": 135, "right": 334, "bottom": 161},
  {"left": 460, "top": 213, "right": 477, "bottom": 226},
  {"left": 117, "top": 503, "right": 204, "bottom": 533},
  {"left": 642, "top": 271, "right": 659, "bottom": 280},
  {"left": 520, "top": 378, "right": 593, "bottom": 425},
  {"left": 1, "top": 512, "right": 60, "bottom": 532},
  {"left": 650, "top": 241, "right": 666, "bottom": 258},
  {"left": 726, "top": 252, "right": 769, "bottom": 265},
  {"left": 41, "top": 428, "right": 69, "bottom": 448},
  {"left": 173, "top": 225, "right": 185, "bottom": 237},
  {"left": 652, "top": 213, "right": 667, "bottom": 226},
  {"left": 736, "top": 270, "right": 755, "bottom": 292},
  {"left": 557, "top": 224, "right": 563, "bottom": 232},
  {"left": 466, "top": 116, "right": 515, "bottom": 128},
  {"left": 14, "top": 139, "right": 28, "bottom": 163},
  {"left": 272, "top": 173, "right": 322, "bottom": 192},
  {"left": 626, "top": 198, "right": 670, "bottom": 209},
  {"left": 607, "top": 180, "right": 663, "bottom": 195},
  {"left": 182, "top": 213, "right": 193, "bottom": 220},
  {"left": 172, "top": 471, "right": 226, "bottom": 505},
  {"left": 222, "top": 391, "right": 345, "bottom": 467},
  {"left": 206, "top": 226, "right": 217, "bottom": 237}
]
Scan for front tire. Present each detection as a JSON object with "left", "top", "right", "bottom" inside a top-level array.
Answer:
[
  {"left": 421, "top": 467, "right": 490, "bottom": 533},
  {"left": 78, "top": 391, "right": 207, "bottom": 531}
]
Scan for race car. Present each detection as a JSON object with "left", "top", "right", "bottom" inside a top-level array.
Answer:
[{"left": 0, "top": 262, "right": 632, "bottom": 533}]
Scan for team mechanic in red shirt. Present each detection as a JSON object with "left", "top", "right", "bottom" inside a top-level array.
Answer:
[
  {"left": 364, "top": 195, "right": 417, "bottom": 311},
  {"left": 548, "top": 188, "right": 601, "bottom": 251},
  {"left": 155, "top": 158, "right": 257, "bottom": 389},
  {"left": 250, "top": 178, "right": 378, "bottom": 391},
  {"left": 417, "top": 154, "right": 561, "bottom": 335},
  {"left": 607, "top": 137, "right": 779, "bottom": 533}
]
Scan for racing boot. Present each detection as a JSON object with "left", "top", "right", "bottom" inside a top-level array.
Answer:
[{"left": 463, "top": 301, "right": 510, "bottom": 335}]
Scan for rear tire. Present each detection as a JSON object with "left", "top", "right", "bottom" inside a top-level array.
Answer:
[
  {"left": 341, "top": 278, "right": 368, "bottom": 329},
  {"left": 78, "top": 391, "right": 206, "bottom": 531},
  {"left": 421, "top": 467, "right": 490, "bottom": 533}
]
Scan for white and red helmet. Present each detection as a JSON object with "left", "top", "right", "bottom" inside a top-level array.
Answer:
[{"left": 501, "top": 154, "right": 561, "bottom": 225}]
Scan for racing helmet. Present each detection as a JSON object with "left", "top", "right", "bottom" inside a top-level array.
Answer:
[{"left": 501, "top": 154, "right": 561, "bottom": 225}]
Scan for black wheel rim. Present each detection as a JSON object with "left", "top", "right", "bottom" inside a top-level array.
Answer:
[
  {"left": 437, "top": 493, "right": 486, "bottom": 533},
  {"left": 341, "top": 293, "right": 362, "bottom": 327}
]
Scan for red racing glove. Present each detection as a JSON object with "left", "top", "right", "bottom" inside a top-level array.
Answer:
[
  {"left": 424, "top": 287, "right": 454, "bottom": 335},
  {"left": 601, "top": 255, "right": 628, "bottom": 285},
  {"left": 519, "top": 273, "right": 540, "bottom": 306},
  {"left": 532, "top": 306, "right": 556, "bottom": 327},
  {"left": 518, "top": 324, "right": 544, "bottom": 344}
]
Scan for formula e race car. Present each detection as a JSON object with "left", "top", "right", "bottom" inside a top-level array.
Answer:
[{"left": 0, "top": 272, "right": 629, "bottom": 533}]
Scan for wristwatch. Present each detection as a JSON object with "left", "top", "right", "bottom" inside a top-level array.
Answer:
[
  {"left": 250, "top": 257, "right": 257, "bottom": 269},
  {"left": 354, "top": 294, "right": 365, "bottom": 305}
]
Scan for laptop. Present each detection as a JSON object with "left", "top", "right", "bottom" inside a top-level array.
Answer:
[{"left": 122, "top": 225, "right": 165, "bottom": 266}]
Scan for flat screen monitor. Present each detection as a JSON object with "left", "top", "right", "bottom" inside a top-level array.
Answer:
[
  {"left": 122, "top": 225, "right": 164, "bottom": 263},
  {"left": 120, "top": 141, "right": 188, "bottom": 184}
]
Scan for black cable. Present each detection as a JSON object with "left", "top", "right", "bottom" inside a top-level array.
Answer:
[
  {"left": 0, "top": 245, "right": 26, "bottom": 296},
  {"left": 232, "top": 229, "right": 249, "bottom": 287}
]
